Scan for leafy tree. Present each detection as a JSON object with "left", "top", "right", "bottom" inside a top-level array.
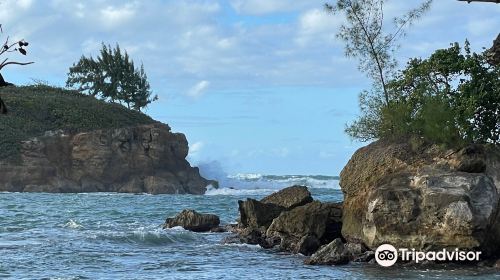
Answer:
[
  {"left": 347, "top": 41, "right": 500, "bottom": 146},
  {"left": 66, "top": 43, "right": 157, "bottom": 111},
  {"left": 325, "top": 0, "right": 433, "bottom": 105},
  {"left": 0, "top": 24, "right": 33, "bottom": 114}
]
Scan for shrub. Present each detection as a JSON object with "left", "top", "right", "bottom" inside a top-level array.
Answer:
[{"left": 347, "top": 41, "right": 500, "bottom": 146}]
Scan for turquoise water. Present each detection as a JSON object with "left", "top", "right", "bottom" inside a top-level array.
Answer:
[{"left": 1, "top": 185, "right": 498, "bottom": 279}]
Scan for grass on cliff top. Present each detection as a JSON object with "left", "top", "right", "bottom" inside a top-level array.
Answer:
[{"left": 0, "top": 84, "right": 156, "bottom": 161}]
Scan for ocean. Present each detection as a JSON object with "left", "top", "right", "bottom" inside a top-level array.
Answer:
[{"left": 0, "top": 175, "right": 498, "bottom": 279}]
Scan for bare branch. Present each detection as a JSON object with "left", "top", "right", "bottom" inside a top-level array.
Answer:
[{"left": 0, "top": 61, "right": 34, "bottom": 70}]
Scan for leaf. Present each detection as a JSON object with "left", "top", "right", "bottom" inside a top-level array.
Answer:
[{"left": 19, "top": 48, "right": 27, "bottom": 55}]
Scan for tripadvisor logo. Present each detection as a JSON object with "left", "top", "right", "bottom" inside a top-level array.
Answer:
[{"left": 375, "top": 244, "right": 482, "bottom": 267}]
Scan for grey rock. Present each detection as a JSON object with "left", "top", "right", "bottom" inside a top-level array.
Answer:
[
  {"left": 266, "top": 201, "right": 342, "bottom": 254},
  {"left": 340, "top": 139, "right": 500, "bottom": 255},
  {"left": 304, "top": 238, "right": 350, "bottom": 265},
  {"left": 237, "top": 198, "right": 285, "bottom": 230},
  {"left": 261, "top": 185, "right": 313, "bottom": 209},
  {"left": 163, "top": 209, "right": 220, "bottom": 232}
]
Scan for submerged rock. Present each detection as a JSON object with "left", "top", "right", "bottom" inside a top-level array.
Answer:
[
  {"left": 0, "top": 123, "right": 215, "bottom": 194},
  {"left": 304, "top": 238, "right": 350, "bottom": 265},
  {"left": 163, "top": 209, "right": 220, "bottom": 232},
  {"left": 340, "top": 140, "right": 500, "bottom": 256}
]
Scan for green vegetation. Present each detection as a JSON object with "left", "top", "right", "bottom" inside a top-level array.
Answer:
[
  {"left": 346, "top": 42, "right": 500, "bottom": 146},
  {"left": 0, "top": 84, "right": 155, "bottom": 161},
  {"left": 66, "top": 43, "right": 158, "bottom": 112},
  {"left": 329, "top": 1, "right": 500, "bottom": 147}
]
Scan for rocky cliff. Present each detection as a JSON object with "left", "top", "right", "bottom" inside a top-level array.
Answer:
[
  {"left": 340, "top": 139, "right": 500, "bottom": 256},
  {"left": 0, "top": 123, "right": 213, "bottom": 194}
]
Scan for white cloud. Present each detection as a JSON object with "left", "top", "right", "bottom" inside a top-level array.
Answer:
[
  {"left": 230, "top": 0, "right": 315, "bottom": 15},
  {"left": 99, "top": 3, "right": 137, "bottom": 29},
  {"left": 295, "top": 8, "right": 341, "bottom": 47},
  {"left": 186, "top": 80, "right": 210, "bottom": 99},
  {"left": 2, "top": 1, "right": 500, "bottom": 95},
  {"left": 189, "top": 141, "right": 205, "bottom": 155},
  {"left": 18, "top": 0, "right": 33, "bottom": 9}
]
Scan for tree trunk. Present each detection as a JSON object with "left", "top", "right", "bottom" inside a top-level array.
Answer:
[
  {"left": 0, "top": 73, "right": 14, "bottom": 87},
  {"left": 0, "top": 96, "right": 6, "bottom": 114},
  {"left": 0, "top": 73, "right": 13, "bottom": 114}
]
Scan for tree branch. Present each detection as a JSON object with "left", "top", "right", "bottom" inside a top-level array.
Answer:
[{"left": 0, "top": 61, "right": 34, "bottom": 70}]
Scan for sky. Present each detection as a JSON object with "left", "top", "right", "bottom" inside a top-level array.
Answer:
[{"left": 1, "top": 0, "right": 499, "bottom": 176}]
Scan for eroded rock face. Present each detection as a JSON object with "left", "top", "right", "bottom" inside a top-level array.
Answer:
[
  {"left": 0, "top": 123, "right": 213, "bottom": 194},
  {"left": 163, "top": 209, "right": 220, "bottom": 232},
  {"left": 340, "top": 140, "right": 500, "bottom": 255}
]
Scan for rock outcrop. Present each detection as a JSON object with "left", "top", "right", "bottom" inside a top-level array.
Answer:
[
  {"left": 163, "top": 209, "right": 220, "bottom": 232},
  {"left": 234, "top": 186, "right": 343, "bottom": 256},
  {"left": 304, "top": 239, "right": 374, "bottom": 265},
  {"left": 266, "top": 201, "right": 342, "bottom": 255},
  {"left": 304, "top": 238, "right": 350, "bottom": 265},
  {"left": 340, "top": 139, "right": 500, "bottom": 256},
  {"left": 260, "top": 185, "right": 313, "bottom": 209},
  {"left": 488, "top": 33, "right": 500, "bottom": 66},
  {"left": 0, "top": 123, "right": 214, "bottom": 194}
]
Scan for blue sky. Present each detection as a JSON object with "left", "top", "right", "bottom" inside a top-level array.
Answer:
[{"left": 1, "top": 0, "right": 499, "bottom": 175}]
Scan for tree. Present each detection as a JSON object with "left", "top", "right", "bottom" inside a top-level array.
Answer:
[
  {"left": 347, "top": 41, "right": 500, "bottom": 145},
  {"left": 325, "top": 0, "right": 433, "bottom": 105},
  {"left": 0, "top": 24, "right": 33, "bottom": 114},
  {"left": 66, "top": 43, "right": 158, "bottom": 111}
]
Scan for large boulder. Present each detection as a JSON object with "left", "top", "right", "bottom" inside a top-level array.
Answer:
[
  {"left": 237, "top": 199, "right": 285, "bottom": 230},
  {"left": 237, "top": 185, "right": 312, "bottom": 230},
  {"left": 163, "top": 209, "right": 220, "bottom": 232},
  {"left": 340, "top": 139, "right": 500, "bottom": 255},
  {"left": 261, "top": 185, "right": 313, "bottom": 209},
  {"left": 266, "top": 201, "right": 343, "bottom": 255}
]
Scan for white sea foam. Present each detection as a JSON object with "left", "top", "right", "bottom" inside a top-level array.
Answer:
[
  {"left": 205, "top": 174, "right": 340, "bottom": 195},
  {"left": 205, "top": 187, "right": 277, "bottom": 196},
  {"left": 227, "top": 173, "right": 263, "bottom": 181},
  {"left": 165, "top": 226, "right": 187, "bottom": 231},
  {"left": 64, "top": 219, "right": 83, "bottom": 229},
  {"left": 222, "top": 243, "right": 262, "bottom": 249}
]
